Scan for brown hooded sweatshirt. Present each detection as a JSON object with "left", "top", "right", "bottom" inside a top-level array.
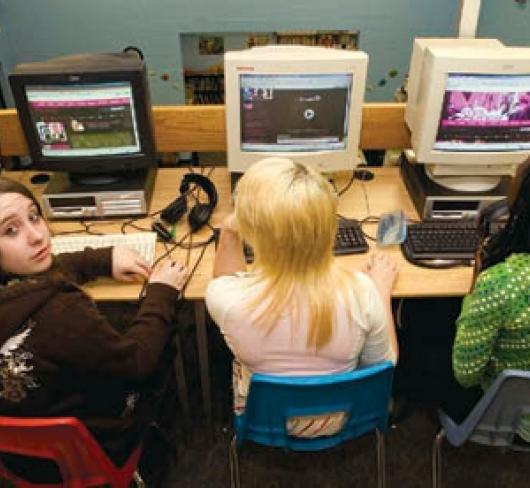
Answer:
[{"left": 0, "top": 247, "right": 180, "bottom": 473}]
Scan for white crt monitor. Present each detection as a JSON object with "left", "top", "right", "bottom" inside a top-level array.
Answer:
[
  {"left": 405, "top": 38, "right": 504, "bottom": 133},
  {"left": 406, "top": 41, "right": 530, "bottom": 190},
  {"left": 224, "top": 46, "right": 368, "bottom": 174}
]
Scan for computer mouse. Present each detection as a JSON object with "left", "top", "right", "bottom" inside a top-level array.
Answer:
[
  {"left": 354, "top": 169, "right": 374, "bottom": 181},
  {"left": 30, "top": 173, "right": 50, "bottom": 184}
]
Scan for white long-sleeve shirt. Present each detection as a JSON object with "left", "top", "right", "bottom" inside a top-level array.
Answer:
[{"left": 206, "top": 270, "right": 396, "bottom": 376}]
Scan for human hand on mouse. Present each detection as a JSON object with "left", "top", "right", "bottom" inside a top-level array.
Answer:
[{"left": 112, "top": 246, "right": 151, "bottom": 282}]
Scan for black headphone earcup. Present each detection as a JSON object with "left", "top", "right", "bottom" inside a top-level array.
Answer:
[
  {"left": 161, "top": 195, "right": 187, "bottom": 224},
  {"left": 188, "top": 203, "right": 212, "bottom": 232},
  {"left": 181, "top": 173, "right": 218, "bottom": 209},
  {"left": 174, "top": 173, "right": 218, "bottom": 231}
]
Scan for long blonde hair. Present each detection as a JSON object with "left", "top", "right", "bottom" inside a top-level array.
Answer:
[{"left": 235, "top": 157, "right": 360, "bottom": 348}]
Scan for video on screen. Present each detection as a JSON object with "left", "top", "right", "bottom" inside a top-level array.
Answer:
[{"left": 240, "top": 73, "right": 352, "bottom": 152}]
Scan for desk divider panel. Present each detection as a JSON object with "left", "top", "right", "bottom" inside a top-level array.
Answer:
[{"left": 0, "top": 103, "right": 410, "bottom": 157}]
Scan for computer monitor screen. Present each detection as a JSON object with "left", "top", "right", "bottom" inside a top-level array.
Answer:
[
  {"left": 240, "top": 73, "right": 352, "bottom": 153},
  {"left": 9, "top": 52, "right": 156, "bottom": 182},
  {"left": 225, "top": 46, "right": 368, "bottom": 174},
  {"left": 26, "top": 82, "right": 141, "bottom": 158},
  {"left": 435, "top": 74, "right": 530, "bottom": 152},
  {"left": 405, "top": 41, "right": 530, "bottom": 188}
]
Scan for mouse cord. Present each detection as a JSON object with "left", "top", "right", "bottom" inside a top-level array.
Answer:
[
  {"left": 359, "top": 181, "right": 371, "bottom": 218},
  {"left": 337, "top": 168, "right": 356, "bottom": 196}
]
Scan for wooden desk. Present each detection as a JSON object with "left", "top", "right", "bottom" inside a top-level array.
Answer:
[
  {"left": 6, "top": 166, "right": 474, "bottom": 428},
  {"left": 11, "top": 166, "right": 474, "bottom": 298},
  {"left": 333, "top": 168, "right": 474, "bottom": 297}
]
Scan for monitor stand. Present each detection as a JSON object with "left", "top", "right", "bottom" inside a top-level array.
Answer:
[
  {"left": 41, "top": 168, "right": 156, "bottom": 220},
  {"left": 399, "top": 153, "right": 510, "bottom": 221}
]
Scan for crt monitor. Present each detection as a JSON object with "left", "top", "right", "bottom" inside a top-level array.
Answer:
[
  {"left": 405, "top": 38, "right": 504, "bottom": 133},
  {"left": 405, "top": 39, "right": 530, "bottom": 191},
  {"left": 8, "top": 51, "right": 156, "bottom": 185},
  {"left": 224, "top": 45, "right": 368, "bottom": 175}
]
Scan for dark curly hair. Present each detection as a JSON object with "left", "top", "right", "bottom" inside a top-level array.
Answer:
[{"left": 478, "top": 157, "right": 530, "bottom": 273}]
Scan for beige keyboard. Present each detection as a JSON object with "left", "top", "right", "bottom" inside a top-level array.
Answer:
[{"left": 51, "top": 232, "right": 157, "bottom": 265}]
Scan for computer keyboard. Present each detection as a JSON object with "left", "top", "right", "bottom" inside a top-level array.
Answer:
[
  {"left": 243, "top": 218, "right": 368, "bottom": 263},
  {"left": 401, "top": 220, "right": 480, "bottom": 263},
  {"left": 51, "top": 232, "right": 157, "bottom": 265},
  {"left": 334, "top": 218, "right": 370, "bottom": 255}
]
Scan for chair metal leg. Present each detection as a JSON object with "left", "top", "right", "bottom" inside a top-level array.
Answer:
[
  {"left": 229, "top": 435, "right": 241, "bottom": 488},
  {"left": 194, "top": 302, "right": 213, "bottom": 433},
  {"left": 375, "top": 429, "right": 386, "bottom": 488},
  {"left": 133, "top": 470, "right": 146, "bottom": 488},
  {"left": 432, "top": 429, "right": 445, "bottom": 488}
]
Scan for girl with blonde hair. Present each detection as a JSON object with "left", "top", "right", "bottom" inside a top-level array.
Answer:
[{"left": 206, "top": 157, "right": 398, "bottom": 436}]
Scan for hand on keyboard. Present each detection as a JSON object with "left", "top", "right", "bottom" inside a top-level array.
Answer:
[
  {"left": 112, "top": 246, "right": 151, "bottom": 282},
  {"left": 149, "top": 260, "right": 189, "bottom": 292}
]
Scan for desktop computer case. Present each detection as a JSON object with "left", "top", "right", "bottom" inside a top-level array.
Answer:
[
  {"left": 399, "top": 154, "right": 510, "bottom": 221},
  {"left": 41, "top": 169, "right": 156, "bottom": 220}
]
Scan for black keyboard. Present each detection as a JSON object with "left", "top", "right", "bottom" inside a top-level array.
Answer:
[
  {"left": 243, "top": 218, "right": 368, "bottom": 263},
  {"left": 401, "top": 220, "right": 481, "bottom": 262},
  {"left": 334, "top": 218, "right": 369, "bottom": 255}
]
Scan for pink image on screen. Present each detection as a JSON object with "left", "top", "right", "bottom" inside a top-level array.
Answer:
[{"left": 443, "top": 91, "right": 530, "bottom": 126}]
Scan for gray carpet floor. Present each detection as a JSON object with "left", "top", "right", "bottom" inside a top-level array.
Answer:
[{"left": 153, "top": 302, "right": 529, "bottom": 488}]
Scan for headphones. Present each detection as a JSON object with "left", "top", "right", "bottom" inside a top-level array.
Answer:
[{"left": 161, "top": 173, "right": 218, "bottom": 232}]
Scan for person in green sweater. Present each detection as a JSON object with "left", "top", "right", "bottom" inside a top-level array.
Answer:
[{"left": 450, "top": 158, "right": 530, "bottom": 441}]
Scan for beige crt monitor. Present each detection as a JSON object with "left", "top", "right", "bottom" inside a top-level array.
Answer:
[
  {"left": 405, "top": 37, "right": 504, "bottom": 134},
  {"left": 405, "top": 40, "right": 530, "bottom": 191},
  {"left": 224, "top": 46, "right": 368, "bottom": 175}
]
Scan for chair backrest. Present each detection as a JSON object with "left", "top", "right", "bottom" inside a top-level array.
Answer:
[
  {"left": 235, "top": 361, "right": 394, "bottom": 451},
  {"left": 468, "top": 370, "right": 530, "bottom": 448},
  {"left": 0, "top": 416, "right": 142, "bottom": 488}
]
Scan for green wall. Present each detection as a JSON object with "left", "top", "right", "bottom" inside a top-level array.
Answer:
[{"left": 0, "top": 0, "right": 528, "bottom": 105}]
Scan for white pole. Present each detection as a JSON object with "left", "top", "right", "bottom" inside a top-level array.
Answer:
[{"left": 458, "top": 0, "right": 482, "bottom": 38}]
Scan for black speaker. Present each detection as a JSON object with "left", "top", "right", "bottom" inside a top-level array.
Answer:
[{"left": 161, "top": 173, "right": 218, "bottom": 232}]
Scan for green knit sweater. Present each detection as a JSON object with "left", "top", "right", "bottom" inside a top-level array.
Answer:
[{"left": 453, "top": 253, "right": 530, "bottom": 439}]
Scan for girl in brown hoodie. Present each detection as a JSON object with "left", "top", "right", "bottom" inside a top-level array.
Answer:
[{"left": 0, "top": 176, "right": 188, "bottom": 481}]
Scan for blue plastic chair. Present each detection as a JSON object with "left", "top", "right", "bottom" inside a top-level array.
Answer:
[
  {"left": 432, "top": 369, "right": 530, "bottom": 488},
  {"left": 229, "top": 361, "right": 394, "bottom": 488}
]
